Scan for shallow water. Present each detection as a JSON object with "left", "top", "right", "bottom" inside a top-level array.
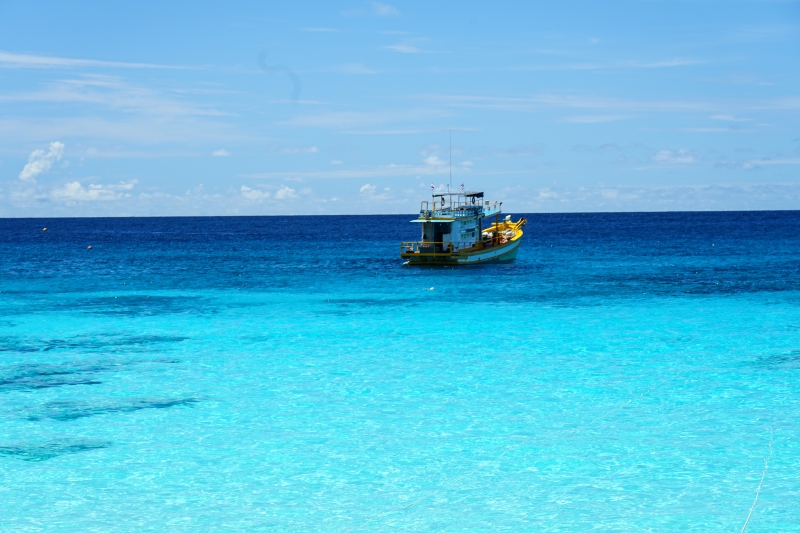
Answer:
[{"left": 1, "top": 212, "right": 798, "bottom": 532}]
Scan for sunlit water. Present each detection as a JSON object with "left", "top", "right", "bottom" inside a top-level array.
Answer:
[{"left": 1, "top": 213, "right": 798, "bottom": 532}]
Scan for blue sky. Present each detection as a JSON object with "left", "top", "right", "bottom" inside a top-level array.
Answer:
[{"left": 1, "top": 0, "right": 798, "bottom": 216}]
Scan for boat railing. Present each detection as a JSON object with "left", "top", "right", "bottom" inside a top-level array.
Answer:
[
  {"left": 417, "top": 201, "right": 502, "bottom": 219},
  {"left": 400, "top": 241, "right": 484, "bottom": 255}
]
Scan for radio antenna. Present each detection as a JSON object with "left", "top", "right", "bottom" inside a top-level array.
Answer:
[{"left": 449, "top": 129, "right": 452, "bottom": 193}]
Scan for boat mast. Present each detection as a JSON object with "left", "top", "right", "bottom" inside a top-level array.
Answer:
[{"left": 449, "top": 129, "right": 452, "bottom": 196}]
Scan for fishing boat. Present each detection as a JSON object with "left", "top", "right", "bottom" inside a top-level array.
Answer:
[{"left": 400, "top": 190, "right": 526, "bottom": 265}]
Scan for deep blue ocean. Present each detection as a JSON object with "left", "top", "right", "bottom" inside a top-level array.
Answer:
[{"left": 1, "top": 212, "right": 798, "bottom": 532}]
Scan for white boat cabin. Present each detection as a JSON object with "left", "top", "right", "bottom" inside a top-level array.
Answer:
[{"left": 411, "top": 191, "right": 503, "bottom": 253}]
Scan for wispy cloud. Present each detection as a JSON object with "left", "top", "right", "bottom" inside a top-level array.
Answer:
[
  {"left": 211, "top": 149, "right": 230, "bottom": 157},
  {"left": 19, "top": 141, "right": 64, "bottom": 182},
  {"left": 0, "top": 51, "right": 190, "bottom": 70},
  {"left": 382, "top": 36, "right": 438, "bottom": 54},
  {"left": 50, "top": 180, "right": 136, "bottom": 202},
  {"left": 624, "top": 58, "right": 702, "bottom": 69},
  {"left": 749, "top": 158, "right": 800, "bottom": 166},
  {"left": 681, "top": 127, "right": 753, "bottom": 133},
  {"left": 491, "top": 145, "right": 544, "bottom": 157},
  {"left": 371, "top": 2, "right": 400, "bottom": 16},
  {"left": 273, "top": 145, "right": 319, "bottom": 154},
  {"left": 278, "top": 109, "right": 449, "bottom": 129},
  {"left": 343, "top": 1, "right": 400, "bottom": 17},
  {"left": 0, "top": 75, "right": 228, "bottom": 116},
  {"left": 651, "top": 149, "right": 698, "bottom": 164},
  {"left": 329, "top": 63, "right": 380, "bottom": 74},
  {"left": 0, "top": 116, "right": 239, "bottom": 145},
  {"left": 242, "top": 145, "right": 472, "bottom": 180},
  {"left": 345, "top": 129, "right": 429, "bottom": 135},
  {"left": 500, "top": 182, "right": 800, "bottom": 212},
  {"left": 242, "top": 161, "right": 465, "bottom": 180},
  {"left": 384, "top": 44, "right": 422, "bottom": 53},
  {"left": 423, "top": 58, "right": 702, "bottom": 74},
  {"left": 711, "top": 114, "right": 751, "bottom": 122},
  {"left": 424, "top": 93, "right": 711, "bottom": 113},
  {"left": 559, "top": 115, "right": 632, "bottom": 123}
]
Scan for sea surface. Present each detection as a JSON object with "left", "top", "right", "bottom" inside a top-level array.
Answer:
[{"left": 1, "top": 212, "right": 798, "bottom": 532}]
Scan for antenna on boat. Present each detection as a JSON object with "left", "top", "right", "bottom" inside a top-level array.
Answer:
[{"left": 449, "top": 129, "right": 452, "bottom": 193}]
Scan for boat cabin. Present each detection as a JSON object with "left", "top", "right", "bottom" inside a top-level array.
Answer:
[{"left": 409, "top": 191, "right": 504, "bottom": 254}]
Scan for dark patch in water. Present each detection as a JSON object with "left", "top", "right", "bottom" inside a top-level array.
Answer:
[
  {"left": 0, "top": 333, "right": 187, "bottom": 353},
  {"left": 0, "top": 358, "right": 180, "bottom": 392},
  {"left": 0, "top": 438, "right": 111, "bottom": 462},
  {"left": 319, "top": 298, "right": 420, "bottom": 316},
  {"left": 1, "top": 295, "right": 217, "bottom": 317},
  {"left": 326, "top": 298, "right": 417, "bottom": 307},
  {"left": 70, "top": 295, "right": 208, "bottom": 317},
  {"left": 25, "top": 397, "right": 200, "bottom": 421},
  {"left": 753, "top": 350, "right": 800, "bottom": 368}
]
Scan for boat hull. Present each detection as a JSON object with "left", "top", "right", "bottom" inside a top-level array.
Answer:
[{"left": 402, "top": 236, "right": 521, "bottom": 266}]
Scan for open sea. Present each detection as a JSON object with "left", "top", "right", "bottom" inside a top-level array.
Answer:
[{"left": 1, "top": 212, "right": 799, "bottom": 532}]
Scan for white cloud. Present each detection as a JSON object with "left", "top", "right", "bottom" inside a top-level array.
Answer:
[
  {"left": 424, "top": 155, "right": 446, "bottom": 166},
  {"left": 537, "top": 188, "right": 559, "bottom": 200},
  {"left": 0, "top": 75, "right": 227, "bottom": 117},
  {"left": 240, "top": 185, "right": 270, "bottom": 200},
  {"left": 711, "top": 114, "right": 751, "bottom": 122},
  {"left": 0, "top": 50, "right": 189, "bottom": 70},
  {"left": 274, "top": 185, "right": 298, "bottom": 200},
  {"left": 651, "top": 149, "right": 697, "bottom": 164},
  {"left": 212, "top": 149, "right": 230, "bottom": 157},
  {"left": 330, "top": 159, "right": 343, "bottom": 165},
  {"left": 50, "top": 180, "right": 136, "bottom": 202},
  {"left": 372, "top": 2, "right": 399, "bottom": 16},
  {"left": 279, "top": 145, "right": 318, "bottom": 154},
  {"left": 384, "top": 44, "right": 422, "bottom": 53},
  {"left": 19, "top": 141, "right": 64, "bottom": 181},
  {"left": 358, "top": 182, "right": 394, "bottom": 201}
]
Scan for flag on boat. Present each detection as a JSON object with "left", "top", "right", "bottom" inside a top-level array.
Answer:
[
  {"left": 460, "top": 183, "right": 464, "bottom": 191},
  {"left": 430, "top": 183, "right": 434, "bottom": 191}
]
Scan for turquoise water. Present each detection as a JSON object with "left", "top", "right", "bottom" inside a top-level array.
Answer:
[{"left": 1, "top": 213, "right": 798, "bottom": 532}]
